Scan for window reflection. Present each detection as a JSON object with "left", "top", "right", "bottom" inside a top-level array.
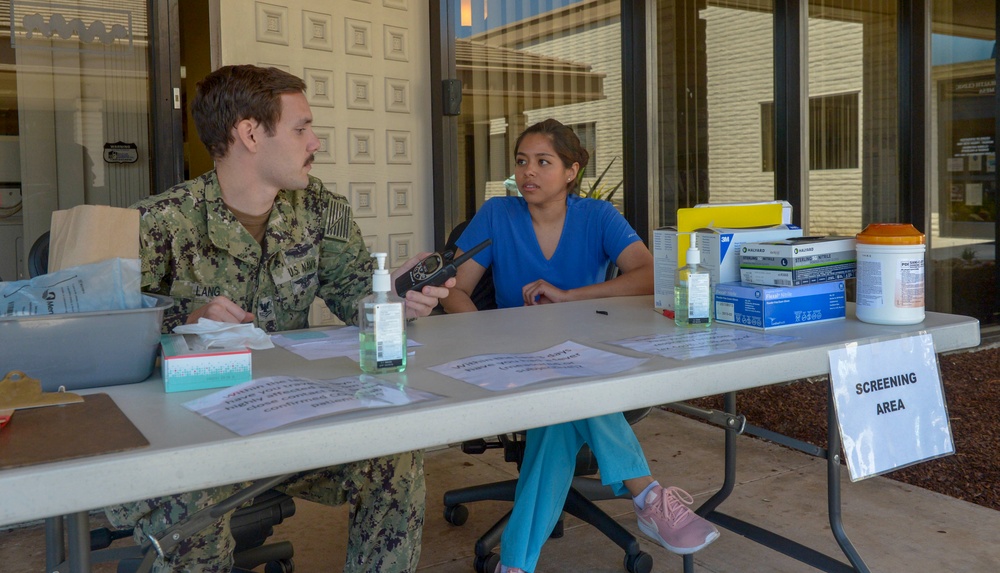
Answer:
[
  {"left": 0, "top": 0, "right": 151, "bottom": 281},
  {"left": 930, "top": 6, "right": 998, "bottom": 324},
  {"left": 453, "top": 0, "right": 621, "bottom": 220}
]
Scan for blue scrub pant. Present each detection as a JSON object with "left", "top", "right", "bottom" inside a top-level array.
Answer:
[{"left": 499, "top": 412, "right": 650, "bottom": 572}]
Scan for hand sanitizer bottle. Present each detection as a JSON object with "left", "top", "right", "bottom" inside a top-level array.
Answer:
[
  {"left": 359, "top": 253, "right": 407, "bottom": 373},
  {"left": 674, "top": 233, "right": 712, "bottom": 328}
]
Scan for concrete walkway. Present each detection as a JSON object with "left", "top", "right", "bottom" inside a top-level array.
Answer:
[{"left": 2, "top": 408, "right": 998, "bottom": 572}]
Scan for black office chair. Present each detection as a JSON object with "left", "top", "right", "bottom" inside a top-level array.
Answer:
[
  {"left": 88, "top": 489, "right": 297, "bottom": 573},
  {"left": 440, "top": 223, "right": 654, "bottom": 573},
  {"left": 28, "top": 230, "right": 50, "bottom": 277}
]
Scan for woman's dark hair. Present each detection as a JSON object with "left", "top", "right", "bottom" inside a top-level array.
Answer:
[
  {"left": 514, "top": 118, "right": 590, "bottom": 194},
  {"left": 192, "top": 65, "right": 307, "bottom": 159}
]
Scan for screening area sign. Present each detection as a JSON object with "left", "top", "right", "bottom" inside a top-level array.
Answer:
[{"left": 828, "top": 333, "right": 953, "bottom": 481}]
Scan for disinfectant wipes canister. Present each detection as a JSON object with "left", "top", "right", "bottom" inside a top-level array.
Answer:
[{"left": 854, "top": 223, "right": 925, "bottom": 325}]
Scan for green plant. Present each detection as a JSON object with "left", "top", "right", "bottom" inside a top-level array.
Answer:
[
  {"left": 578, "top": 156, "right": 623, "bottom": 202},
  {"left": 961, "top": 247, "right": 977, "bottom": 262}
]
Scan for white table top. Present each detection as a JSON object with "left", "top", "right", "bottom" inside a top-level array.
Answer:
[{"left": 0, "top": 296, "right": 980, "bottom": 527}]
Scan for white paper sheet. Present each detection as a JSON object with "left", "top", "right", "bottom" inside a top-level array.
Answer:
[
  {"left": 608, "top": 327, "right": 794, "bottom": 360},
  {"left": 271, "top": 326, "right": 421, "bottom": 361},
  {"left": 428, "top": 341, "right": 648, "bottom": 391},
  {"left": 183, "top": 375, "right": 436, "bottom": 435}
]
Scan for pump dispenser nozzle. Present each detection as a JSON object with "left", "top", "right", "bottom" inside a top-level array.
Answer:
[
  {"left": 372, "top": 252, "right": 390, "bottom": 293},
  {"left": 686, "top": 232, "right": 700, "bottom": 265}
]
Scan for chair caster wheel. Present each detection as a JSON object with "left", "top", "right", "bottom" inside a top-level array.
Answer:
[
  {"left": 473, "top": 551, "right": 499, "bottom": 573},
  {"left": 445, "top": 504, "right": 469, "bottom": 526},
  {"left": 264, "top": 558, "right": 294, "bottom": 573},
  {"left": 549, "top": 518, "right": 564, "bottom": 539},
  {"left": 624, "top": 551, "right": 653, "bottom": 573}
]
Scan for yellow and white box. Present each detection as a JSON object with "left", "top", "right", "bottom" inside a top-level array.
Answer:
[{"left": 161, "top": 334, "right": 252, "bottom": 393}]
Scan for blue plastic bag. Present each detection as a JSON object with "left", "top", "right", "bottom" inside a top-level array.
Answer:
[{"left": 0, "top": 258, "right": 141, "bottom": 317}]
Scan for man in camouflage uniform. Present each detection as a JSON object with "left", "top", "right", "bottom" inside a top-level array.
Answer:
[{"left": 105, "top": 64, "right": 453, "bottom": 573}]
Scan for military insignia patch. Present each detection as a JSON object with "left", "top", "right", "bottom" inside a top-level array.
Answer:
[
  {"left": 258, "top": 296, "right": 275, "bottom": 321},
  {"left": 324, "top": 198, "right": 352, "bottom": 242}
]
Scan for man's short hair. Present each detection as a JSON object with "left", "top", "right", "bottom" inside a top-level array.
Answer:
[{"left": 192, "top": 65, "right": 307, "bottom": 159}]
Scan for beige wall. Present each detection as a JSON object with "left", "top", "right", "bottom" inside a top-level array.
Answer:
[{"left": 218, "top": 0, "right": 434, "bottom": 269}]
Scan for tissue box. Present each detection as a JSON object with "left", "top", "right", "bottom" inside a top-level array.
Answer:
[
  {"left": 161, "top": 334, "right": 252, "bottom": 392},
  {"left": 739, "top": 236, "right": 857, "bottom": 286},
  {"left": 654, "top": 224, "right": 802, "bottom": 316},
  {"left": 713, "top": 281, "right": 846, "bottom": 330}
]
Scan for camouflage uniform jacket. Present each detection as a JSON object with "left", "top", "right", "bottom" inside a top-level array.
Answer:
[{"left": 133, "top": 171, "right": 373, "bottom": 333}]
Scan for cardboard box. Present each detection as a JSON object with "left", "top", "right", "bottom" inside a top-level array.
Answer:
[
  {"left": 652, "top": 226, "right": 680, "bottom": 315},
  {"left": 713, "top": 280, "right": 846, "bottom": 330},
  {"left": 161, "top": 334, "right": 252, "bottom": 393},
  {"left": 654, "top": 224, "right": 802, "bottom": 316},
  {"left": 739, "top": 236, "right": 857, "bottom": 286}
]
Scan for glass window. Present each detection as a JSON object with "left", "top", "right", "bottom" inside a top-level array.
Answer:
[
  {"left": 805, "top": 1, "right": 896, "bottom": 236},
  {"left": 452, "top": 0, "right": 623, "bottom": 221},
  {"left": 0, "top": 0, "right": 152, "bottom": 280},
  {"left": 929, "top": 0, "right": 997, "bottom": 326},
  {"left": 650, "top": 0, "right": 776, "bottom": 229},
  {"left": 761, "top": 93, "right": 860, "bottom": 172}
]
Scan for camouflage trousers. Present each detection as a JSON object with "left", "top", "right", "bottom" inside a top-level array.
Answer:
[{"left": 104, "top": 450, "right": 424, "bottom": 573}]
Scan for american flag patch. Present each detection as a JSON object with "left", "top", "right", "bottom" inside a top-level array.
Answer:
[{"left": 324, "top": 198, "right": 352, "bottom": 242}]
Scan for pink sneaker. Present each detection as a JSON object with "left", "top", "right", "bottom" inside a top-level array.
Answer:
[
  {"left": 635, "top": 485, "right": 720, "bottom": 555},
  {"left": 494, "top": 564, "right": 526, "bottom": 573}
]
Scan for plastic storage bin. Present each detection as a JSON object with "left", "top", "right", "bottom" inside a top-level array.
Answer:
[{"left": 0, "top": 293, "right": 173, "bottom": 391}]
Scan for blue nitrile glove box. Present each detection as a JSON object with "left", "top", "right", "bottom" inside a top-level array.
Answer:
[
  {"left": 160, "top": 334, "right": 252, "bottom": 392},
  {"left": 713, "top": 281, "right": 846, "bottom": 330}
]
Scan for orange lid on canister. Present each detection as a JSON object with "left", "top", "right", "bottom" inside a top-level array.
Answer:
[{"left": 856, "top": 223, "right": 925, "bottom": 245}]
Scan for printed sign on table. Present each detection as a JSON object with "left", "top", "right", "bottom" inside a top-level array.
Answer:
[
  {"left": 429, "top": 341, "right": 647, "bottom": 391},
  {"left": 828, "top": 333, "right": 953, "bottom": 481}
]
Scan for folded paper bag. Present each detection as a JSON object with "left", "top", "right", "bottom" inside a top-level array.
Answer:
[{"left": 49, "top": 205, "right": 139, "bottom": 272}]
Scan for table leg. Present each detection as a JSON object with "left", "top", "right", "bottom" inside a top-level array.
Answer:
[
  {"left": 826, "top": 384, "right": 869, "bottom": 572},
  {"left": 683, "top": 392, "right": 738, "bottom": 573},
  {"left": 66, "top": 511, "right": 91, "bottom": 573},
  {"left": 672, "top": 388, "right": 872, "bottom": 573},
  {"left": 44, "top": 516, "right": 65, "bottom": 571}
]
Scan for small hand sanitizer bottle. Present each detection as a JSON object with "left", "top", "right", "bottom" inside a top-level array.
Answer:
[
  {"left": 674, "top": 232, "right": 712, "bottom": 328},
  {"left": 359, "top": 253, "right": 407, "bottom": 373}
]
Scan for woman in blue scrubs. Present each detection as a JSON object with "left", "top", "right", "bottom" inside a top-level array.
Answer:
[{"left": 441, "top": 119, "right": 720, "bottom": 573}]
